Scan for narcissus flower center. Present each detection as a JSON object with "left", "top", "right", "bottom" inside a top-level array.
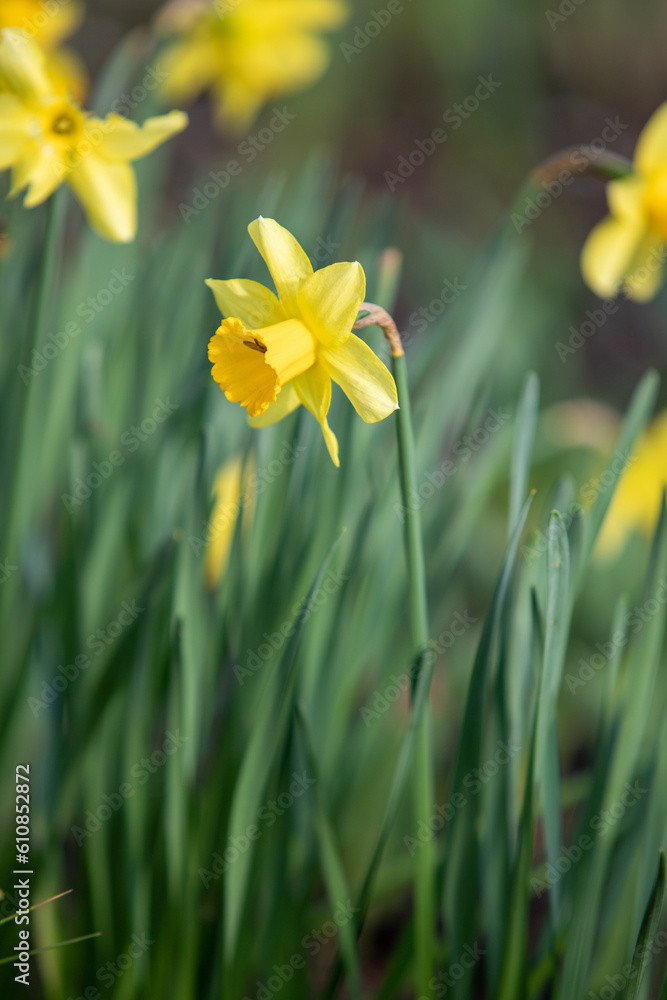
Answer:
[
  {"left": 51, "top": 111, "right": 77, "bottom": 135},
  {"left": 209, "top": 317, "right": 316, "bottom": 417},
  {"left": 644, "top": 170, "right": 667, "bottom": 240}
]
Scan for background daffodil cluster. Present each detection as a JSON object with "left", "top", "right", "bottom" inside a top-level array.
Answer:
[
  {"left": 157, "top": 0, "right": 349, "bottom": 131},
  {"left": 2, "top": 2, "right": 667, "bottom": 1000}
]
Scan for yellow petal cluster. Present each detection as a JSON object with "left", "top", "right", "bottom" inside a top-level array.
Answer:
[
  {"left": 582, "top": 102, "right": 667, "bottom": 302},
  {"left": 597, "top": 410, "right": 667, "bottom": 557},
  {"left": 157, "top": 0, "right": 348, "bottom": 130},
  {"left": 207, "top": 218, "right": 398, "bottom": 466},
  {"left": 0, "top": 29, "right": 188, "bottom": 241},
  {"left": 0, "top": 0, "right": 87, "bottom": 99}
]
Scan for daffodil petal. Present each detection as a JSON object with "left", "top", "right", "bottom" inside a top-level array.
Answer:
[
  {"left": 204, "top": 455, "right": 244, "bottom": 589},
  {"left": 212, "top": 78, "right": 265, "bottom": 133},
  {"left": 247, "top": 381, "right": 301, "bottom": 427},
  {"left": 232, "top": 34, "right": 331, "bottom": 94},
  {"left": 11, "top": 141, "right": 67, "bottom": 205},
  {"left": 0, "top": 93, "right": 31, "bottom": 168},
  {"left": 293, "top": 362, "right": 331, "bottom": 423},
  {"left": 160, "top": 36, "right": 222, "bottom": 103},
  {"left": 635, "top": 101, "right": 667, "bottom": 176},
  {"left": 205, "top": 278, "right": 285, "bottom": 327},
  {"left": 46, "top": 46, "right": 88, "bottom": 102},
  {"left": 236, "top": 0, "right": 348, "bottom": 31},
  {"left": 293, "top": 364, "right": 339, "bottom": 465},
  {"left": 623, "top": 231, "right": 666, "bottom": 302},
  {"left": 248, "top": 217, "right": 313, "bottom": 313},
  {"left": 607, "top": 175, "right": 646, "bottom": 221},
  {"left": 0, "top": 28, "right": 51, "bottom": 101},
  {"left": 319, "top": 334, "right": 398, "bottom": 423},
  {"left": 0, "top": 0, "right": 85, "bottom": 49},
  {"left": 319, "top": 417, "right": 339, "bottom": 466},
  {"left": 296, "top": 260, "right": 365, "bottom": 348},
  {"left": 68, "top": 154, "right": 137, "bottom": 242},
  {"left": 93, "top": 111, "right": 188, "bottom": 161},
  {"left": 580, "top": 214, "right": 646, "bottom": 299}
]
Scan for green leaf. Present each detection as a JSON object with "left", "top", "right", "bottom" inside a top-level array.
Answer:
[
  {"left": 508, "top": 372, "right": 540, "bottom": 539},
  {"left": 625, "top": 851, "right": 665, "bottom": 1000},
  {"left": 223, "top": 532, "right": 345, "bottom": 964}
]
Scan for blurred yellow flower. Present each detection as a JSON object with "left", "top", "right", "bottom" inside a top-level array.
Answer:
[
  {"left": 0, "top": 29, "right": 188, "bottom": 241},
  {"left": 0, "top": 0, "right": 87, "bottom": 99},
  {"left": 597, "top": 409, "right": 667, "bottom": 557},
  {"left": 581, "top": 102, "right": 667, "bottom": 302},
  {"left": 157, "top": 0, "right": 348, "bottom": 130},
  {"left": 204, "top": 454, "right": 254, "bottom": 588},
  {"left": 207, "top": 217, "right": 398, "bottom": 467}
]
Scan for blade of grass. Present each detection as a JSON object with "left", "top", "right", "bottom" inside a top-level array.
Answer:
[
  {"left": 294, "top": 704, "right": 362, "bottom": 1000},
  {"left": 223, "top": 531, "right": 345, "bottom": 966},
  {"left": 625, "top": 851, "right": 665, "bottom": 1000}
]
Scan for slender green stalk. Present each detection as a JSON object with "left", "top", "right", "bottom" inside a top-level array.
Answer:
[
  {"left": 393, "top": 349, "right": 436, "bottom": 998},
  {"left": 353, "top": 302, "right": 436, "bottom": 996}
]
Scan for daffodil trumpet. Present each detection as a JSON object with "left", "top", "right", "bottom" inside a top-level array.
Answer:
[
  {"left": 0, "top": 28, "right": 188, "bottom": 242},
  {"left": 207, "top": 217, "right": 398, "bottom": 466}
]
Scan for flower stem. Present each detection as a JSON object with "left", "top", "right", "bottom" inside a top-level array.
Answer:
[
  {"left": 355, "top": 304, "right": 436, "bottom": 996},
  {"left": 393, "top": 350, "right": 436, "bottom": 999}
]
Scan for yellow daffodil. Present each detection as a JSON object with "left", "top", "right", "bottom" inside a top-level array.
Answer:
[
  {"left": 581, "top": 102, "right": 667, "bottom": 302},
  {"left": 205, "top": 454, "right": 247, "bottom": 588},
  {"left": 597, "top": 409, "right": 667, "bottom": 558},
  {"left": 207, "top": 218, "right": 398, "bottom": 467},
  {"left": 156, "top": 0, "right": 348, "bottom": 130},
  {"left": 0, "top": 29, "right": 188, "bottom": 241},
  {"left": 0, "top": 0, "right": 87, "bottom": 99}
]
